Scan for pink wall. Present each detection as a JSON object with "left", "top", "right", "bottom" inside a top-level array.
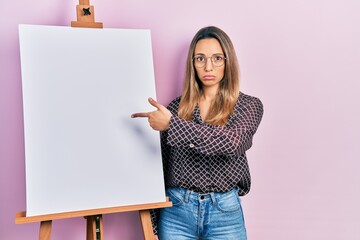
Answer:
[{"left": 1, "top": 0, "right": 359, "bottom": 239}]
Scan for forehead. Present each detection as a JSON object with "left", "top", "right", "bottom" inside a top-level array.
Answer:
[{"left": 194, "top": 38, "right": 223, "bottom": 55}]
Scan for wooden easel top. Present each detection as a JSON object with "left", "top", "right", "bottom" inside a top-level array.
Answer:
[{"left": 71, "top": 0, "right": 103, "bottom": 28}]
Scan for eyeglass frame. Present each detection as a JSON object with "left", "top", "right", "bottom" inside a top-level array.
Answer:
[{"left": 192, "top": 54, "right": 227, "bottom": 68}]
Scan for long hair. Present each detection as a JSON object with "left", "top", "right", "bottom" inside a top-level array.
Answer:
[{"left": 178, "top": 26, "right": 240, "bottom": 126}]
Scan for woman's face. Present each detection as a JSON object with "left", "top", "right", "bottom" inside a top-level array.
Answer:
[{"left": 193, "top": 38, "right": 225, "bottom": 90}]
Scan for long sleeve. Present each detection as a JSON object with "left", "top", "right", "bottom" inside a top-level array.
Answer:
[{"left": 166, "top": 96, "right": 263, "bottom": 158}]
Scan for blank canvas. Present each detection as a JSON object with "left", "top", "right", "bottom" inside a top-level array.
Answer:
[{"left": 19, "top": 24, "right": 165, "bottom": 216}]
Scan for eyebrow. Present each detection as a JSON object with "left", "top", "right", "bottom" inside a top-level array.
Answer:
[{"left": 194, "top": 52, "right": 224, "bottom": 56}]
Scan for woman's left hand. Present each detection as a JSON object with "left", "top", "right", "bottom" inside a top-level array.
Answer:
[{"left": 131, "top": 98, "right": 172, "bottom": 131}]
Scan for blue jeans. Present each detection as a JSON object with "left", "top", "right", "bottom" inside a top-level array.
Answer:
[{"left": 158, "top": 187, "right": 247, "bottom": 240}]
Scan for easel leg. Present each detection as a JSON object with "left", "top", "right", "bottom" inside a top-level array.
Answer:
[
  {"left": 139, "top": 210, "right": 155, "bottom": 240},
  {"left": 39, "top": 220, "right": 52, "bottom": 240},
  {"left": 86, "top": 215, "right": 103, "bottom": 240}
]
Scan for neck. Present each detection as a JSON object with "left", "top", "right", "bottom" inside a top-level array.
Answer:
[{"left": 201, "top": 86, "right": 218, "bottom": 101}]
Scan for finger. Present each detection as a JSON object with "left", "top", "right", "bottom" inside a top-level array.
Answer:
[
  {"left": 131, "top": 112, "right": 151, "bottom": 118},
  {"left": 148, "top": 97, "right": 163, "bottom": 110}
]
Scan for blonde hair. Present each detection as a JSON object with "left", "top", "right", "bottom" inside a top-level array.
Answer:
[{"left": 178, "top": 26, "right": 240, "bottom": 126}]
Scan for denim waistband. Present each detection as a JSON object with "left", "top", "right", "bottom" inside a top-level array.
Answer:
[{"left": 166, "top": 187, "right": 239, "bottom": 204}]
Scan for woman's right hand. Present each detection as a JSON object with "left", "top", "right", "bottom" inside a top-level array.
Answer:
[{"left": 131, "top": 97, "right": 172, "bottom": 131}]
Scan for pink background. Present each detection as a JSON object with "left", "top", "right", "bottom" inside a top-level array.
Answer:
[{"left": 1, "top": 0, "right": 359, "bottom": 239}]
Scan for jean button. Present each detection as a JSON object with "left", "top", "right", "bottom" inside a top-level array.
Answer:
[{"left": 200, "top": 195, "right": 205, "bottom": 200}]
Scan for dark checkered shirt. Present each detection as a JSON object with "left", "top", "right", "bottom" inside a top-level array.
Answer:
[{"left": 151, "top": 92, "right": 264, "bottom": 235}]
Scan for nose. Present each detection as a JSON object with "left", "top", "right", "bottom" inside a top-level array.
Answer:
[{"left": 205, "top": 57, "right": 213, "bottom": 72}]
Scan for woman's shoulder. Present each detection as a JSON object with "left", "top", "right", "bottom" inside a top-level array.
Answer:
[
  {"left": 236, "top": 92, "right": 263, "bottom": 110},
  {"left": 167, "top": 96, "right": 181, "bottom": 106},
  {"left": 166, "top": 96, "right": 182, "bottom": 112}
]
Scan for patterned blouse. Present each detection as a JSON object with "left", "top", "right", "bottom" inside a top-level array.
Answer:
[{"left": 151, "top": 92, "right": 264, "bottom": 235}]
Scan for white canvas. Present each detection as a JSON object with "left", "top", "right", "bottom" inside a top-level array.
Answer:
[{"left": 19, "top": 24, "right": 165, "bottom": 216}]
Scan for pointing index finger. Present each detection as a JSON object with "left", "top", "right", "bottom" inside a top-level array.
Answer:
[{"left": 131, "top": 112, "right": 150, "bottom": 118}]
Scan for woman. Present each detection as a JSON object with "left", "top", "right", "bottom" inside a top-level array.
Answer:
[{"left": 132, "top": 26, "right": 263, "bottom": 240}]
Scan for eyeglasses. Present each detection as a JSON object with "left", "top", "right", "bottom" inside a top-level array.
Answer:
[{"left": 193, "top": 54, "right": 226, "bottom": 68}]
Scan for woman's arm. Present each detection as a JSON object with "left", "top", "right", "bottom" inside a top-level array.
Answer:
[
  {"left": 166, "top": 97, "right": 263, "bottom": 157},
  {"left": 131, "top": 96, "right": 263, "bottom": 157}
]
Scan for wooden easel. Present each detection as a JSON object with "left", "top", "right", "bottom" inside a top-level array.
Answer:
[
  {"left": 15, "top": 198, "right": 172, "bottom": 240},
  {"left": 16, "top": 1, "right": 172, "bottom": 239}
]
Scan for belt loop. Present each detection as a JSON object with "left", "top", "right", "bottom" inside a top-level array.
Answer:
[
  {"left": 210, "top": 192, "right": 216, "bottom": 203},
  {"left": 184, "top": 189, "right": 191, "bottom": 203}
]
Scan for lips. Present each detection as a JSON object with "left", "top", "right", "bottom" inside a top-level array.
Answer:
[{"left": 203, "top": 75, "right": 216, "bottom": 80}]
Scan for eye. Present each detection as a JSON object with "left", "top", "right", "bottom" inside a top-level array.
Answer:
[
  {"left": 195, "top": 55, "right": 205, "bottom": 62},
  {"left": 214, "top": 55, "right": 224, "bottom": 61}
]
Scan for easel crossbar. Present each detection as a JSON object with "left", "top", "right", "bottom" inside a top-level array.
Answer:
[{"left": 15, "top": 198, "right": 171, "bottom": 224}]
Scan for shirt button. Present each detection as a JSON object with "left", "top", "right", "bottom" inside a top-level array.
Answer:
[{"left": 189, "top": 143, "right": 195, "bottom": 148}]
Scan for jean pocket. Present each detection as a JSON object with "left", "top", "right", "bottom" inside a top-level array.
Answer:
[
  {"left": 166, "top": 188, "right": 184, "bottom": 206},
  {"left": 215, "top": 191, "right": 241, "bottom": 213}
]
